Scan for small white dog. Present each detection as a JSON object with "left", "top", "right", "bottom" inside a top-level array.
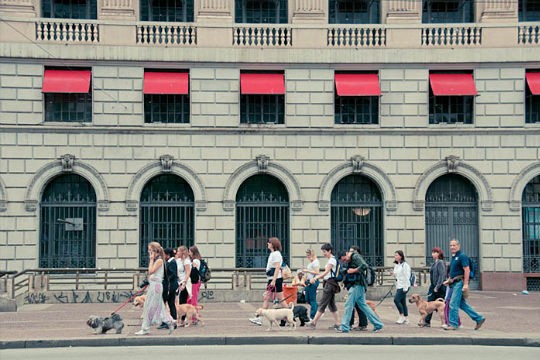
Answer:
[{"left": 255, "top": 303, "right": 296, "bottom": 330}]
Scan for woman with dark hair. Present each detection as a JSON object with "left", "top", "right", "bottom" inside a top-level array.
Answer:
[
  {"left": 392, "top": 250, "right": 411, "bottom": 325},
  {"left": 249, "top": 237, "right": 284, "bottom": 326},
  {"left": 423, "top": 247, "right": 447, "bottom": 327},
  {"left": 187, "top": 245, "right": 202, "bottom": 325}
]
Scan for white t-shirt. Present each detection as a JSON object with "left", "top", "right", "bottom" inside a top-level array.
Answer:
[
  {"left": 177, "top": 257, "right": 192, "bottom": 284},
  {"left": 192, "top": 258, "right": 200, "bottom": 270},
  {"left": 306, "top": 258, "right": 320, "bottom": 280},
  {"left": 323, "top": 256, "right": 337, "bottom": 280},
  {"left": 266, "top": 250, "right": 283, "bottom": 280}
]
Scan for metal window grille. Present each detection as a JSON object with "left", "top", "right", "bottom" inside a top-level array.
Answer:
[
  {"left": 526, "top": 277, "right": 540, "bottom": 291},
  {"left": 525, "top": 85, "right": 540, "bottom": 124},
  {"left": 329, "top": 0, "right": 380, "bottom": 24},
  {"left": 519, "top": 0, "right": 540, "bottom": 22},
  {"left": 236, "top": 175, "right": 289, "bottom": 268},
  {"left": 422, "top": 0, "right": 474, "bottom": 24},
  {"left": 335, "top": 95, "right": 379, "bottom": 124},
  {"left": 429, "top": 91, "right": 473, "bottom": 124},
  {"left": 240, "top": 95, "right": 284, "bottom": 124},
  {"left": 139, "top": 174, "right": 194, "bottom": 267},
  {"left": 235, "top": 0, "right": 288, "bottom": 24},
  {"left": 144, "top": 94, "right": 190, "bottom": 124},
  {"left": 44, "top": 92, "right": 92, "bottom": 123},
  {"left": 42, "top": 0, "right": 97, "bottom": 19},
  {"left": 523, "top": 175, "right": 540, "bottom": 274},
  {"left": 40, "top": 174, "right": 96, "bottom": 268},
  {"left": 330, "top": 175, "right": 384, "bottom": 266},
  {"left": 140, "top": 0, "right": 194, "bottom": 22}
]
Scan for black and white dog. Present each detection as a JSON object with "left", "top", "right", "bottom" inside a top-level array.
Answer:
[{"left": 86, "top": 313, "right": 124, "bottom": 334}]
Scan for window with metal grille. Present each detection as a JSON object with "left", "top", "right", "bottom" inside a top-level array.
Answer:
[
  {"left": 235, "top": 0, "right": 288, "bottom": 23},
  {"left": 422, "top": 0, "right": 474, "bottom": 23},
  {"left": 328, "top": 0, "right": 380, "bottom": 24},
  {"left": 429, "top": 92, "right": 473, "bottom": 124},
  {"left": 526, "top": 277, "right": 540, "bottom": 292},
  {"left": 45, "top": 92, "right": 92, "bottom": 123},
  {"left": 140, "top": 0, "right": 194, "bottom": 22},
  {"left": 240, "top": 95, "right": 284, "bottom": 124},
  {"left": 330, "top": 175, "right": 383, "bottom": 266},
  {"left": 526, "top": 80, "right": 540, "bottom": 124},
  {"left": 144, "top": 94, "right": 190, "bottom": 124},
  {"left": 519, "top": 0, "right": 540, "bottom": 21},
  {"left": 335, "top": 95, "right": 378, "bottom": 124},
  {"left": 139, "top": 174, "right": 194, "bottom": 267},
  {"left": 42, "top": 0, "right": 97, "bottom": 19},
  {"left": 523, "top": 175, "right": 540, "bottom": 274}
]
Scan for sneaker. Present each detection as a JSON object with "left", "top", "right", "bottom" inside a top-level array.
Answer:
[
  {"left": 474, "top": 318, "right": 486, "bottom": 330},
  {"left": 418, "top": 323, "right": 430, "bottom": 328},
  {"left": 157, "top": 323, "right": 169, "bottom": 330},
  {"left": 354, "top": 326, "right": 368, "bottom": 331},
  {"left": 305, "top": 322, "right": 316, "bottom": 329},
  {"left": 249, "top": 317, "right": 262, "bottom": 326},
  {"left": 396, "top": 316, "right": 405, "bottom": 324},
  {"left": 335, "top": 326, "right": 349, "bottom": 333},
  {"left": 327, "top": 324, "right": 340, "bottom": 330},
  {"left": 403, "top": 318, "right": 409, "bottom": 325},
  {"left": 134, "top": 329, "right": 149, "bottom": 336},
  {"left": 442, "top": 324, "right": 457, "bottom": 331},
  {"left": 372, "top": 327, "right": 383, "bottom": 333},
  {"left": 168, "top": 322, "right": 175, "bottom": 334}
]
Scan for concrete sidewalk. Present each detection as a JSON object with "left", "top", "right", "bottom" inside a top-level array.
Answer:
[{"left": 1, "top": 290, "right": 539, "bottom": 349}]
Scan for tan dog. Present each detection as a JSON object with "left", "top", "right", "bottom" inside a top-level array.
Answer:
[
  {"left": 365, "top": 300, "right": 379, "bottom": 317},
  {"left": 408, "top": 293, "right": 445, "bottom": 327},
  {"left": 176, "top": 304, "right": 205, "bottom": 327},
  {"left": 133, "top": 295, "right": 146, "bottom": 308},
  {"left": 255, "top": 303, "right": 296, "bottom": 331}
]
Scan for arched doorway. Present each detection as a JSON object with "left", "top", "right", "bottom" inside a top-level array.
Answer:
[
  {"left": 330, "top": 174, "right": 384, "bottom": 266},
  {"left": 235, "top": 174, "right": 289, "bottom": 268},
  {"left": 425, "top": 174, "right": 479, "bottom": 288},
  {"left": 39, "top": 174, "right": 96, "bottom": 268},
  {"left": 522, "top": 175, "right": 540, "bottom": 291},
  {"left": 139, "top": 174, "right": 194, "bottom": 267}
]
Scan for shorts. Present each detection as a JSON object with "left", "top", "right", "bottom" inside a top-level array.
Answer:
[{"left": 267, "top": 278, "right": 283, "bottom": 293}]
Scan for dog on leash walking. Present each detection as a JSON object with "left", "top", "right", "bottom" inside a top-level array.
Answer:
[
  {"left": 86, "top": 313, "right": 125, "bottom": 334},
  {"left": 133, "top": 294, "right": 146, "bottom": 308},
  {"left": 408, "top": 293, "right": 445, "bottom": 327},
  {"left": 176, "top": 304, "right": 205, "bottom": 327},
  {"left": 255, "top": 302, "right": 296, "bottom": 331}
]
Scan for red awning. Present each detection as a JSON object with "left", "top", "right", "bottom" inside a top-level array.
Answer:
[
  {"left": 143, "top": 72, "right": 189, "bottom": 95},
  {"left": 42, "top": 70, "right": 91, "bottom": 93},
  {"left": 429, "top": 73, "right": 477, "bottom": 96},
  {"left": 240, "top": 73, "right": 285, "bottom": 95},
  {"left": 526, "top": 72, "right": 540, "bottom": 95},
  {"left": 335, "top": 73, "right": 381, "bottom": 96}
]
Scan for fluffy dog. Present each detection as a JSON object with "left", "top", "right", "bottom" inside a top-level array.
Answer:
[
  {"left": 176, "top": 304, "right": 204, "bottom": 327},
  {"left": 133, "top": 294, "right": 146, "bottom": 307},
  {"left": 86, "top": 313, "right": 124, "bottom": 334},
  {"left": 292, "top": 305, "right": 310, "bottom": 326},
  {"left": 255, "top": 303, "right": 296, "bottom": 331},
  {"left": 408, "top": 293, "right": 445, "bottom": 327}
]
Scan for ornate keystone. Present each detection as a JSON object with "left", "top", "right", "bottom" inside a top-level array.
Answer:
[
  {"left": 445, "top": 155, "right": 460, "bottom": 173},
  {"left": 256, "top": 155, "right": 270, "bottom": 171},
  {"left": 159, "top": 155, "right": 174, "bottom": 172},
  {"left": 125, "top": 200, "right": 138, "bottom": 212},
  {"left": 60, "top": 154, "right": 76, "bottom": 172},
  {"left": 25, "top": 200, "right": 38, "bottom": 212},
  {"left": 97, "top": 200, "right": 110, "bottom": 212},
  {"left": 223, "top": 200, "right": 235, "bottom": 211},
  {"left": 351, "top": 155, "right": 365, "bottom": 172}
]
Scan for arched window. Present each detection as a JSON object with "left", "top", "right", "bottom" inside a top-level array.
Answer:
[
  {"left": 42, "top": 0, "right": 97, "bottom": 19},
  {"left": 236, "top": 174, "right": 289, "bottom": 268},
  {"left": 140, "top": 0, "right": 194, "bottom": 22},
  {"left": 328, "top": 0, "right": 380, "bottom": 24},
  {"left": 330, "top": 174, "right": 383, "bottom": 266},
  {"left": 235, "top": 0, "right": 288, "bottom": 24},
  {"left": 425, "top": 174, "right": 479, "bottom": 287},
  {"left": 139, "top": 174, "right": 194, "bottom": 267},
  {"left": 523, "top": 175, "right": 540, "bottom": 291},
  {"left": 40, "top": 174, "right": 96, "bottom": 268}
]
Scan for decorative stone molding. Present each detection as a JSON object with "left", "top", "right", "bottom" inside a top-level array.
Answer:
[
  {"left": 25, "top": 159, "right": 110, "bottom": 212},
  {"left": 479, "top": 0, "right": 517, "bottom": 23},
  {"left": 509, "top": 161, "right": 540, "bottom": 212},
  {"left": 100, "top": 0, "right": 136, "bottom": 19},
  {"left": 197, "top": 0, "right": 232, "bottom": 17},
  {"left": 0, "top": 176, "right": 7, "bottom": 212},
  {"left": 0, "top": 0, "right": 36, "bottom": 16},
  {"left": 126, "top": 159, "right": 206, "bottom": 212},
  {"left": 223, "top": 158, "right": 303, "bottom": 212},
  {"left": 318, "top": 159, "right": 397, "bottom": 212},
  {"left": 384, "top": 0, "right": 422, "bottom": 23},
  {"left": 445, "top": 155, "right": 460, "bottom": 173},
  {"left": 293, "top": 0, "right": 325, "bottom": 19},
  {"left": 256, "top": 154, "right": 270, "bottom": 171},
  {"left": 413, "top": 158, "right": 494, "bottom": 212}
]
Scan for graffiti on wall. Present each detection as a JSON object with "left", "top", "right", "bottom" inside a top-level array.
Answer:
[
  {"left": 24, "top": 290, "right": 136, "bottom": 304},
  {"left": 200, "top": 289, "right": 215, "bottom": 300}
]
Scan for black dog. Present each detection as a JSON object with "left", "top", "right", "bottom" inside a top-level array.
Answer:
[
  {"left": 86, "top": 313, "right": 124, "bottom": 334},
  {"left": 293, "top": 305, "right": 310, "bottom": 326}
]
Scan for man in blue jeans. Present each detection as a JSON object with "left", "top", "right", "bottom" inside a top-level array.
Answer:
[
  {"left": 443, "top": 239, "right": 486, "bottom": 331},
  {"left": 337, "top": 248, "right": 383, "bottom": 333}
]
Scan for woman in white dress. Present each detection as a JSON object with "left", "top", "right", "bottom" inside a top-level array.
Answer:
[{"left": 135, "top": 241, "right": 174, "bottom": 335}]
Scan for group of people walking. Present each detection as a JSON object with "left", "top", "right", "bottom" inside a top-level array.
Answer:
[
  {"left": 135, "top": 242, "right": 205, "bottom": 335},
  {"left": 249, "top": 237, "right": 485, "bottom": 333}
]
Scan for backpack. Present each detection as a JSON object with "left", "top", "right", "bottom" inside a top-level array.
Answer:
[
  {"left": 409, "top": 272, "right": 416, "bottom": 287},
  {"left": 331, "top": 257, "right": 344, "bottom": 282},
  {"left": 199, "top": 259, "right": 211, "bottom": 283},
  {"left": 365, "top": 265, "right": 377, "bottom": 287},
  {"left": 281, "top": 262, "right": 292, "bottom": 280},
  {"left": 468, "top": 259, "right": 476, "bottom": 280}
]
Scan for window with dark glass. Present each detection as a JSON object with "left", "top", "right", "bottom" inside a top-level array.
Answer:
[
  {"left": 43, "top": 69, "right": 92, "bottom": 123},
  {"left": 526, "top": 71, "right": 540, "bottom": 124},
  {"left": 328, "top": 0, "right": 380, "bottom": 24},
  {"left": 140, "top": 0, "right": 194, "bottom": 22},
  {"left": 422, "top": 0, "right": 474, "bottom": 23},
  {"left": 519, "top": 0, "right": 540, "bottom": 21},
  {"left": 143, "top": 71, "right": 190, "bottom": 124},
  {"left": 235, "top": 0, "right": 288, "bottom": 23},
  {"left": 42, "top": 0, "right": 97, "bottom": 19},
  {"left": 429, "top": 72, "right": 476, "bottom": 125},
  {"left": 334, "top": 72, "right": 380, "bottom": 125},
  {"left": 240, "top": 72, "right": 285, "bottom": 124}
]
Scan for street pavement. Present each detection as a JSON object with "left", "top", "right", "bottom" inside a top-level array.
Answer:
[{"left": 0, "top": 290, "right": 539, "bottom": 349}]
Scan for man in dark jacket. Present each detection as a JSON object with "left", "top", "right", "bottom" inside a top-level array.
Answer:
[{"left": 158, "top": 248, "right": 178, "bottom": 329}]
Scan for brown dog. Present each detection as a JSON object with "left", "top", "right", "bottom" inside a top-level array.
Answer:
[
  {"left": 365, "top": 300, "right": 379, "bottom": 317},
  {"left": 176, "top": 304, "right": 204, "bottom": 327},
  {"left": 408, "top": 293, "right": 445, "bottom": 327},
  {"left": 133, "top": 295, "right": 146, "bottom": 307}
]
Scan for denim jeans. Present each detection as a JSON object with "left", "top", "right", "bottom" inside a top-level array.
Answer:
[
  {"left": 304, "top": 280, "right": 319, "bottom": 319},
  {"left": 425, "top": 283, "right": 446, "bottom": 325},
  {"left": 340, "top": 285, "right": 384, "bottom": 332},
  {"left": 448, "top": 281, "right": 484, "bottom": 328},
  {"left": 394, "top": 288, "right": 409, "bottom": 316}
]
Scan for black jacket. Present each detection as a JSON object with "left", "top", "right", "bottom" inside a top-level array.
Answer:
[{"left": 163, "top": 258, "right": 179, "bottom": 296}]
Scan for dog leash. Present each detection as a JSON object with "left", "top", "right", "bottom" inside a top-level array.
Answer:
[
  {"left": 110, "top": 286, "right": 147, "bottom": 315},
  {"left": 375, "top": 285, "right": 394, "bottom": 307}
]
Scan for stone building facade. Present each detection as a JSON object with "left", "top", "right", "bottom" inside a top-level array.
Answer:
[{"left": 0, "top": 0, "right": 539, "bottom": 291}]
